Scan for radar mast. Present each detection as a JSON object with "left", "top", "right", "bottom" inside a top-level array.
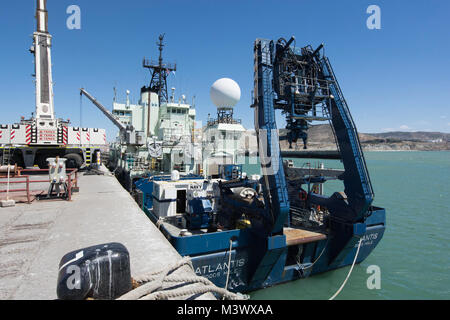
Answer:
[{"left": 142, "top": 34, "right": 177, "bottom": 105}]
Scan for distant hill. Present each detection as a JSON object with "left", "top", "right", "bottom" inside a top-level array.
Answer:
[
  {"left": 252, "top": 124, "right": 450, "bottom": 151},
  {"left": 368, "top": 131, "right": 450, "bottom": 142}
]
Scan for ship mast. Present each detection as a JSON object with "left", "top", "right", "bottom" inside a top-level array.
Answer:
[
  {"left": 142, "top": 34, "right": 176, "bottom": 105},
  {"left": 31, "top": 0, "right": 55, "bottom": 120}
]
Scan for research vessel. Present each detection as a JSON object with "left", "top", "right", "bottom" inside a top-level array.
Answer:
[{"left": 134, "top": 37, "right": 386, "bottom": 292}]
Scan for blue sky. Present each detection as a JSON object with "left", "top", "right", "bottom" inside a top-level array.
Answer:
[{"left": 1, "top": 0, "right": 449, "bottom": 140}]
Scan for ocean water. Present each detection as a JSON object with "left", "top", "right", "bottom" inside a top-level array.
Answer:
[{"left": 240, "top": 151, "right": 450, "bottom": 300}]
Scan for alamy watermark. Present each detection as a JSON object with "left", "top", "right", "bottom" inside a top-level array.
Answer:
[
  {"left": 66, "top": 265, "right": 81, "bottom": 289},
  {"left": 366, "top": 265, "right": 381, "bottom": 289},
  {"left": 366, "top": 5, "right": 381, "bottom": 30},
  {"left": 66, "top": 5, "right": 81, "bottom": 30}
]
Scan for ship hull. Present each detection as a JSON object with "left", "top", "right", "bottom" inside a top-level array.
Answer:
[{"left": 142, "top": 205, "right": 385, "bottom": 293}]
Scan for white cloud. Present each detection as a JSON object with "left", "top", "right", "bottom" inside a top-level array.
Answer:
[
  {"left": 399, "top": 125, "right": 411, "bottom": 130},
  {"left": 381, "top": 128, "right": 395, "bottom": 132}
]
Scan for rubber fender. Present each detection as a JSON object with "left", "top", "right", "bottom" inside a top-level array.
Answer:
[{"left": 56, "top": 242, "right": 132, "bottom": 300}]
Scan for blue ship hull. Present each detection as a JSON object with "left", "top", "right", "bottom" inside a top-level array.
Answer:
[{"left": 141, "top": 203, "right": 385, "bottom": 293}]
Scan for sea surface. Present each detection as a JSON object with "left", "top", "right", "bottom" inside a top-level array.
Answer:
[{"left": 240, "top": 151, "right": 450, "bottom": 300}]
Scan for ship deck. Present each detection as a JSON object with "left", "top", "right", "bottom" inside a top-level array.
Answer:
[
  {"left": 0, "top": 165, "right": 213, "bottom": 300},
  {"left": 284, "top": 227, "right": 327, "bottom": 246},
  {"left": 158, "top": 216, "right": 327, "bottom": 247}
]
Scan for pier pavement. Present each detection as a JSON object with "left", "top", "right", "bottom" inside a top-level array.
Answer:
[{"left": 0, "top": 166, "right": 213, "bottom": 299}]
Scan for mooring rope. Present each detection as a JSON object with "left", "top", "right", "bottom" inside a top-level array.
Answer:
[
  {"left": 328, "top": 238, "right": 362, "bottom": 300},
  {"left": 224, "top": 238, "right": 233, "bottom": 297},
  {"left": 155, "top": 218, "right": 164, "bottom": 229},
  {"left": 118, "top": 256, "right": 248, "bottom": 300},
  {"left": 296, "top": 237, "right": 330, "bottom": 273}
]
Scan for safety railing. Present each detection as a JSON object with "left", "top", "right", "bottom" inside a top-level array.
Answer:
[
  {"left": 0, "top": 175, "right": 31, "bottom": 203},
  {"left": 0, "top": 168, "right": 78, "bottom": 203}
]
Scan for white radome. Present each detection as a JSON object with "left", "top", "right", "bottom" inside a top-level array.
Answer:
[{"left": 210, "top": 78, "right": 241, "bottom": 108}]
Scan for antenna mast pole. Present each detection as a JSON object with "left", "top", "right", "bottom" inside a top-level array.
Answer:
[
  {"left": 142, "top": 34, "right": 177, "bottom": 105},
  {"left": 158, "top": 35, "right": 164, "bottom": 104}
]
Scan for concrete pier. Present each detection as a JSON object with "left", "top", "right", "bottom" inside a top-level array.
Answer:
[{"left": 0, "top": 166, "right": 212, "bottom": 299}]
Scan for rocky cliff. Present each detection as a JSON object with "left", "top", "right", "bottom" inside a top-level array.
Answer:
[{"left": 238, "top": 125, "right": 450, "bottom": 152}]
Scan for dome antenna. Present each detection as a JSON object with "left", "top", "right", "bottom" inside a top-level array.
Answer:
[{"left": 210, "top": 78, "right": 241, "bottom": 124}]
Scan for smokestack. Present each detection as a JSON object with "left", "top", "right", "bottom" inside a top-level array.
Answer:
[{"left": 36, "top": 0, "right": 48, "bottom": 33}]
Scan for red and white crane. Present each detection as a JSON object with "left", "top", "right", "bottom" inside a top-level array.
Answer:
[{"left": 0, "top": 0, "right": 107, "bottom": 168}]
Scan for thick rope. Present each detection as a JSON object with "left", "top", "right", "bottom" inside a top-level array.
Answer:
[
  {"left": 329, "top": 238, "right": 362, "bottom": 300},
  {"left": 155, "top": 218, "right": 164, "bottom": 230},
  {"left": 296, "top": 238, "right": 330, "bottom": 273},
  {"left": 224, "top": 239, "right": 233, "bottom": 293},
  {"left": 118, "top": 256, "right": 248, "bottom": 300}
]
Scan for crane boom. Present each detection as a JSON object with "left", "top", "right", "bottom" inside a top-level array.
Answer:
[
  {"left": 33, "top": 0, "right": 55, "bottom": 120},
  {"left": 80, "top": 88, "right": 127, "bottom": 132},
  {"left": 80, "top": 88, "right": 141, "bottom": 145}
]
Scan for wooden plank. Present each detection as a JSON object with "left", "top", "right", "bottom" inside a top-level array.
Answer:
[{"left": 284, "top": 227, "right": 327, "bottom": 246}]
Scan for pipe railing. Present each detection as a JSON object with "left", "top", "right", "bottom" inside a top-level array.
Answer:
[
  {"left": 0, "top": 168, "right": 78, "bottom": 203},
  {"left": 0, "top": 175, "right": 31, "bottom": 203}
]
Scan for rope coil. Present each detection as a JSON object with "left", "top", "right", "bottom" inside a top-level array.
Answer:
[{"left": 118, "top": 256, "right": 248, "bottom": 300}]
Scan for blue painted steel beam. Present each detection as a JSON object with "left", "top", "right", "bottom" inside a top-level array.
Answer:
[
  {"left": 253, "top": 38, "right": 290, "bottom": 235},
  {"left": 320, "top": 57, "right": 374, "bottom": 221}
]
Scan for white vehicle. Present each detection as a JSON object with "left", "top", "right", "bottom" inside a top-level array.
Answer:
[{"left": 0, "top": 0, "right": 107, "bottom": 168}]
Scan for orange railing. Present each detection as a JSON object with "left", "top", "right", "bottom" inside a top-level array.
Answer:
[{"left": 0, "top": 168, "right": 78, "bottom": 203}]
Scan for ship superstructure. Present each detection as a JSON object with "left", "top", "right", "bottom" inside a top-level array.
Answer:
[
  {"left": 202, "top": 78, "right": 246, "bottom": 177},
  {"left": 81, "top": 35, "right": 197, "bottom": 190}
]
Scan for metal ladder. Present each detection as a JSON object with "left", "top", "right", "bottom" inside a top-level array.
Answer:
[{"left": 1, "top": 146, "right": 12, "bottom": 165}]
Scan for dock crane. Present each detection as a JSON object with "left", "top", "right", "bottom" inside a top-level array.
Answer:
[
  {"left": 0, "top": 0, "right": 107, "bottom": 169},
  {"left": 80, "top": 88, "right": 142, "bottom": 146}
]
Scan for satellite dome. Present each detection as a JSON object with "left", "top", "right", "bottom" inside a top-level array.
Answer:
[{"left": 210, "top": 78, "right": 241, "bottom": 108}]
